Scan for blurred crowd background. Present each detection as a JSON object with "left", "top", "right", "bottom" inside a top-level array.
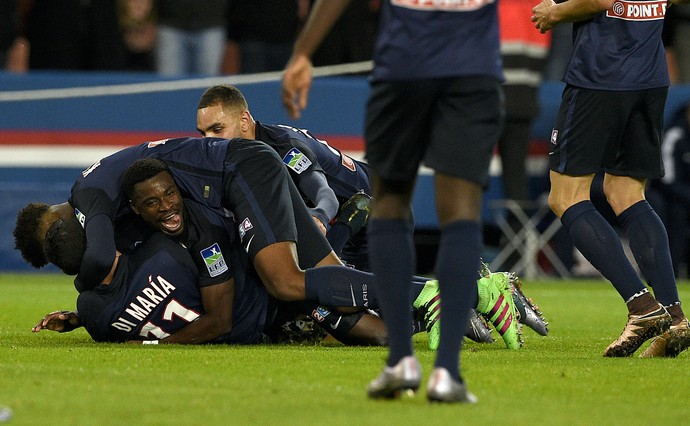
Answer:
[{"left": 2, "top": 0, "right": 690, "bottom": 279}]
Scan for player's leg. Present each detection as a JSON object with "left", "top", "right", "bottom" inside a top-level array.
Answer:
[
  {"left": 223, "top": 141, "right": 372, "bottom": 306},
  {"left": 615, "top": 192, "right": 688, "bottom": 356},
  {"left": 606, "top": 88, "right": 687, "bottom": 331},
  {"left": 364, "top": 79, "right": 434, "bottom": 398},
  {"left": 421, "top": 76, "right": 514, "bottom": 402},
  {"left": 548, "top": 87, "right": 671, "bottom": 356}
]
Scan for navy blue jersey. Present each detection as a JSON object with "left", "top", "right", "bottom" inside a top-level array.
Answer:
[
  {"left": 69, "top": 137, "right": 229, "bottom": 222},
  {"left": 180, "top": 199, "right": 270, "bottom": 343},
  {"left": 77, "top": 233, "right": 206, "bottom": 342},
  {"left": 76, "top": 232, "right": 269, "bottom": 344},
  {"left": 69, "top": 137, "right": 230, "bottom": 290},
  {"left": 67, "top": 136, "right": 329, "bottom": 293},
  {"left": 254, "top": 122, "right": 371, "bottom": 200},
  {"left": 564, "top": 0, "right": 669, "bottom": 90},
  {"left": 176, "top": 200, "right": 234, "bottom": 288},
  {"left": 372, "top": 0, "right": 502, "bottom": 82}
]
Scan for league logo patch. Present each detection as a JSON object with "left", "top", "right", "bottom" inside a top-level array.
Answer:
[
  {"left": 74, "top": 208, "right": 86, "bottom": 228},
  {"left": 283, "top": 148, "right": 312, "bottom": 174},
  {"left": 238, "top": 217, "right": 253, "bottom": 239},
  {"left": 200, "top": 243, "right": 228, "bottom": 277},
  {"left": 312, "top": 306, "right": 331, "bottom": 322},
  {"left": 550, "top": 129, "right": 559, "bottom": 145}
]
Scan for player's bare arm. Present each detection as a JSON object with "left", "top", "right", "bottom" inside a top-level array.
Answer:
[
  {"left": 531, "top": 0, "right": 617, "bottom": 33},
  {"left": 281, "top": 0, "right": 352, "bottom": 119},
  {"left": 143, "top": 279, "right": 235, "bottom": 345}
]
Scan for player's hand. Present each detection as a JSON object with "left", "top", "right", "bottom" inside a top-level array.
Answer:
[
  {"left": 32, "top": 310, "right": 81, "bottom": 333},
  {"left": 312, "top": 216, "right": 327, "bottom": 236},
  {"left": 281, "top": 54, "right": 313, "bottom": 120},
  {"left": 531, "top": 0, "right": 558, "bottom": 33}
]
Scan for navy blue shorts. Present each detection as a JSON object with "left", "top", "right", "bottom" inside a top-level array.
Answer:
[
  {"left": 222, "top": 140, "right": 332, "bottom": 267},
  {"left": 364, "top": 76, "right": 503, "bottom": 187},
  {"left": 549, "top": 85, "right": 667, "bottom": 178}
]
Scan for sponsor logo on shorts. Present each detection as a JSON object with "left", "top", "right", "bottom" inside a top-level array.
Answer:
[
  {"left": 238, "top": 217, "right": 253, "bottom": 239},
  {"left": 550, "top": 129, "right": 559, "bottom": 145},
  {"left": 606, "top": 0, "right": 666, "bottom": 20},
  {"left": 392, "top": 0, "right": 495, "bottom": 11},
  {"left": 200, "top": 243, "right": 228, "bottom": 277},
  {"left": 283, "top": 148, "right": 312, "bottom": 174}
]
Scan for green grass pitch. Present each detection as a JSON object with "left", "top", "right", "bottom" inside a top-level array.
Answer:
[{"left": 1, "top": 273, "right": 688, "bottom": 425}]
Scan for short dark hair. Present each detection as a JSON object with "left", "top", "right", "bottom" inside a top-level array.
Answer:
[
  {"left": 197, "top": 84, "right": 248, "bottom": 111},
  {"left": 13, "top": 203, "right": 50, "bottom": 268},
  {"left": 44, "top": 218, "right": 86, "bottom": 275},
  {"left": 122, "top": 158, "right": 171, "bottom": 199}
]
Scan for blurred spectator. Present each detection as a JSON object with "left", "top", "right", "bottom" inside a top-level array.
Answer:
[
  {"left": 492, "top": 0, "right": 551, "bottom": 271},
  {"left": 309, "top": 0, "right": 378, "bottom": 67},
  {"left": 117, "top": 0, "right": 156, "bottom": 72},
  {"left": 646, "top": 103, "right": 690, "bottom": 278},
  {"left": 1, "top": 0, "right": 28, "bottom": 72},
  {"left": 224, "top": 0, "right": 308, "bottom": 74},
  {"left": 1, "top": 0, "right": 18, "bottom": 67},
  {"left": 497, "top": 0, "right": 550, "bottom": 204},
  {"left": 663, "top": 4, "right": 690, "bottom": 84},
  {"left": 156, "top": 0, "right": 228, "bottom": 76},
  {"left": 20, "top": 0, "right": 126, "bottom": 71}
]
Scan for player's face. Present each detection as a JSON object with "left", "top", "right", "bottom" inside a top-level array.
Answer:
[
  {"left": 130, "top": 172, "right": 185, "bottom": 236},
  {"left": 197, "top": 104, "right": 243, "bottom": 140}
]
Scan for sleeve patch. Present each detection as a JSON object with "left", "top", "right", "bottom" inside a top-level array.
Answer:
[
  {"left": 283, "top": 148, "right": 312, "bottom": 174},
  {"left": 200, "top": 243, "right": 228, "bottom": 277}
]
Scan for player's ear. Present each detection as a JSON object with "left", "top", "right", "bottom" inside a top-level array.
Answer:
[
  {"left": 241, "top": 110, "right": 252, "bottom": 132},
  {"left": 129, "top": 199, "right": 140, "bottom": 215}
]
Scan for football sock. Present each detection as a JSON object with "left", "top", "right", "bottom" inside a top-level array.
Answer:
[
  {"left": 625, "top": 288, "right": 660, "bottom": 316},
  {"left": 618, "top": 200, "right": 680, "bottom": 307},
  {"left": 434, "top": 220, "right": 481, "bottom": 381},
  {"left": 326, "top": 222, "right": 351, "bottom": 257},
  {"left": 561, "top": 201, "right": 646, "bottom": 302},
  {"left": 368, "top": 218, "right": 415, "bottom": 367},
  {"left": 666, "top": 303, "right": 685, "bottom": 325},
  {"left": 304, "top": 265, "right": 379, "bottom": 309}
]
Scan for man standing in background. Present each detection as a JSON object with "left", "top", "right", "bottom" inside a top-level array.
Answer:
[
  {"left": 532, "top": 0, "right": 690, "bottom": 358},
  {"left": 282, "top": 0, "right": 514, "bottom": 403}
]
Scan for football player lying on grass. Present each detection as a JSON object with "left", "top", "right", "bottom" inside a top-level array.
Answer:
[
  {"left": 31, "top": 216, "right": 545, "bottom": 347},
  {"left": 30, "top": 210, "right": 535, "bottom": 347},
  {"left": 28, "top": 158, "right": 547, "bottom": 346}
]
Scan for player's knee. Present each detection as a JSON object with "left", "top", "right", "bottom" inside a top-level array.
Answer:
[
  {"left": 604, "top": 190, "right": 644, "bottom": 215},
  {"left": 547, "top": 192, "right": 567, "bottom": 218}
]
